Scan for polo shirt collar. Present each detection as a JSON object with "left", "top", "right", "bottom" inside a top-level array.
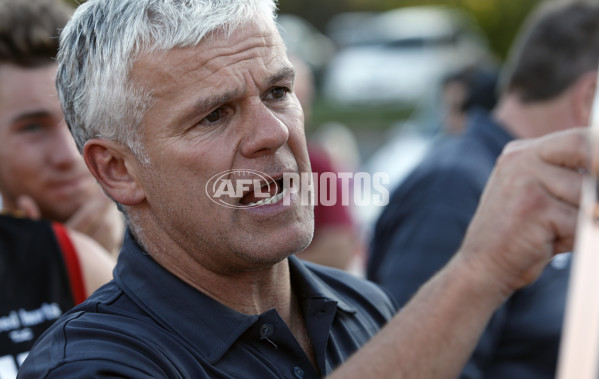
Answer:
[
  {"left": 288, "top": 255, "right": 356, "bottom": 314},
  {"left": 114, "top": 231, "right": 353, "bottom": 364},
  {"left": 466, "top": 107, "right": 514, "bottom": 156}
]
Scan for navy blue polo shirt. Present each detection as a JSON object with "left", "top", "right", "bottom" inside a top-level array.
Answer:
[{"left": 19, "top": 231, "right": 397, "bottom": 378}]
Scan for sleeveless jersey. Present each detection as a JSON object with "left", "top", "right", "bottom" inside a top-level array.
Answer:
[{"left": 0, "top": 215, "right": 84, "bottom": 377}]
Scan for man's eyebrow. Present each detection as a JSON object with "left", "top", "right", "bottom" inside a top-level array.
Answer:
[
  {"left": 268, "top": 66, "right": 296, "bottom": 87},
  {"left": 184, "top": 67, "right": 297, "bottom": 122},
  {"left": 193, "top": 91, "right": 239, "bottom": 115},
  {"left": 11, "top": 111, "right": 52, "bottom": 123}
]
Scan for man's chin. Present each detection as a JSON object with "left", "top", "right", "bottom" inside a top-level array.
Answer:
[
  {"left": 235, "top": 227, "right": 314, "bottom": 267},
  {"left": 270, "top": 226, "right": 314, "bottom": 260},
  {"left": 40, "top": 201, "right": 82, "bottom": 223}
]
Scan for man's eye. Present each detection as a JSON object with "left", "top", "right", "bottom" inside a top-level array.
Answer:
[
  {"left": 271, "top": 87, "right": 288, "bottom": 99},
  {"left": 204, "top": 109, "right": 222, "bottom": 124},
  {"left": 20, "top": 123, "right": 43, "bottom": 133}
]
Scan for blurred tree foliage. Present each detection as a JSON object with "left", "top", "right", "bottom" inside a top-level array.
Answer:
[
  {"left": 63, "top": 0, "right": 543, "bottom": 61},
  {"left": 278, "top": 0, "right": 544, "bottom": 61}
]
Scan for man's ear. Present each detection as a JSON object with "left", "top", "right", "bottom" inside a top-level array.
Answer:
[
  {"left": 83, "top": 138, "right": 146, "bottom": 206},
  {"left": 572, "top": 71, "right": 597, "bottom": 126}
]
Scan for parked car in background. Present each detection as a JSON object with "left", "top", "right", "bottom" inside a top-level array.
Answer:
[
  {"left": 322, "top": 6, "right": 494, "bottom": 106},
  {"left": 325, "top": 11, "right": 378, "bottom": 49}
]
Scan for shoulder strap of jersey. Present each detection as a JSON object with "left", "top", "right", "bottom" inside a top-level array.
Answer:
[{"left": 51, "top": 223, "right": 87, "bottom": 304}]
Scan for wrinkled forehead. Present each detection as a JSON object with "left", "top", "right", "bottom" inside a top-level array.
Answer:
[{"left": 129, "top": 17, "right": 288, "bottom": 89}]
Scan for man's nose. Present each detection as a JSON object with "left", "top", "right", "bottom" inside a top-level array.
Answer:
[
  {"left": 239, "top": 103, "right": 290, "bottom": 158},
  {"left": 49, "top": 122, "right": 82, "bottom": 167}
]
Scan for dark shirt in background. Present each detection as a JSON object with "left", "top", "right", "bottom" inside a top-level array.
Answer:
[{"left": 368, "top": 109, "right": 570, "bottom": 378}]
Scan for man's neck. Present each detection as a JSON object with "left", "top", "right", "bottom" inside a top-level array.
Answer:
[
  {"left": 493, "top": 92, "right": 574, "bottom": 139},
  {"left": 156, "top": 246, "right": 318, "bottom": 369},
  {"left": 154, "top": 247, "right": 295, "bottom": 315},
  {"left": 131, "top": 219, "right": 317, "bottom": 368}
]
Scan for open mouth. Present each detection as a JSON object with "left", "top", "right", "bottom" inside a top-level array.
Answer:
[
  {"left": 239, "top": 177, "right": 287, "bottom": 207},
  {"left": 205, "top": 169, "right": 298, "bottom": 209}
]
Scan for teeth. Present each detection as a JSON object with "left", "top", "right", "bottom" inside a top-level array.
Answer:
[{"left": 246, "top": 187, "right": 287, "bottom": 207}]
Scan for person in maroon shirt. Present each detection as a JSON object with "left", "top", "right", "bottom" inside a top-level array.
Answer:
[{"left": 291, "top": 54, "right": 361, "bottom": 271}]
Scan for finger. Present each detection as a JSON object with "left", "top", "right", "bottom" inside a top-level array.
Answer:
[
  {"left": 88, "top": 211, "right": 124, "bottom": 254},
  {"left": 66, "top": 195, "right": 110, "bottom": 234},
  {"left": 16, "top": 195, "right": 41, "bottom": 220},
  {"left": 554, "top": 236, "right": 575, "bottom": 256},
  {"left": 536, "top": 127, "right": 590, "bottom": 170},
  {"left": 536, "top": 162, "right": 584, "bottom": 207},
  {"left": 543, "top": 197, "right": 579, "bottom": 255}
]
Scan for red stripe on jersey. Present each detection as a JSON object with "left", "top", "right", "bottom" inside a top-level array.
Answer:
[{"left": 52, "top": 223, "right": 86, "bottom": 305}]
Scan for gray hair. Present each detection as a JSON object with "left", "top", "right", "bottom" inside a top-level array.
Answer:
[{"left": 56, "top": 0, "right": 278, "bottom": 162}]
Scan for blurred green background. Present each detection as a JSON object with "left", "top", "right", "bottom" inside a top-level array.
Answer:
[
  {"left": 62, "top": 0, "right": 544, "bottom": 159},
  {"left": 279, "top": 0, "right": 542, "bottom": 61},
  {"left": 63, "top": 0, "right": 542, "bottom": 60},
  {"left": 277, "top": 0, "right": 542, "bottom": 136}
]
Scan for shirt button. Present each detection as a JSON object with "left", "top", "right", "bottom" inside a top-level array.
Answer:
[
  {"left": 260, "top": 323, "right": 274, "bottom": 338},
  {"left": 293, "top": 366, "right": 304, "bottom": 379}
]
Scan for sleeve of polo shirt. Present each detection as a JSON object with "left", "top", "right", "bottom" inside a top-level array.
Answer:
[
  {"left": 19, "top": 339, "right": 214, "bottom": 379},
  {"left": 17, "top": 309, "right": 212, "bottom": 379},
  {"left": 18, "top": 335, "right": 191, "bottom": 379},
  {"left": 40, "top": 360, "right": 164, "bottom": 378}
]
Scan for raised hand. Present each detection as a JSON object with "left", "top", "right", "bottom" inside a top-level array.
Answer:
[
  {"left": 459, "top": 127, "right": 588, "bottom": 295},
  {"left": 65, "top": 188, "right": 124, "bottom": 257}
]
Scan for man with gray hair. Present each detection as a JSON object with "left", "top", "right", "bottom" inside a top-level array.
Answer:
[{"left": 19, "top": 0, "right": 590, "bottom": 377}]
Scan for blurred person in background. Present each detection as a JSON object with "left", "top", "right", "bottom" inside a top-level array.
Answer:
[
  {"left": 0, "top": 213, "right": 114, "bottom": 378},
  {"left": 0, "top": 1, "right": 116, "bottom": 376},
  {"left": 368, "top": 1, "right": 599, "bottom": 378},
  {"left": 290, "top": 54, "right": 363, "bottom": 271},
  {"left": 441, "top": 64, "right": 499, "bottom": 135},
  {"left": 358, "top": 62, "right": 498, "bottom": 240},
  {"left": 0, "top": 0, "right": 125, "bottom": 257}
]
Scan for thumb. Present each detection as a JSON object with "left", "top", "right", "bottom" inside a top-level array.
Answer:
[{"left": 16, "top": 195, "right": 41, "bottom": 220}]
